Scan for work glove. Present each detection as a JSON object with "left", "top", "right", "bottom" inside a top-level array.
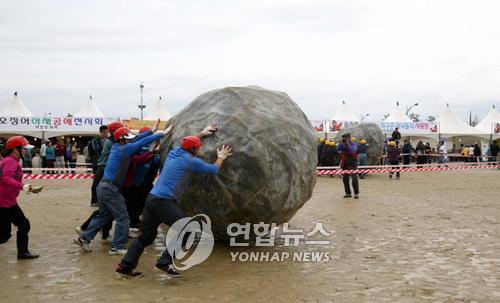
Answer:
[
  {"left": 217, "top": 145, "right": 233, "bottom": 160},
  {"left": 201, "top": 124, "right": 217, "bottom": 136},
  {"left": 23, "top": 184, "right": 32, "bottom": 193}
]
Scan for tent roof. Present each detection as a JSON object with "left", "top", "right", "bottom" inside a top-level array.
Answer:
[
  {"left": 74, "top": 96, "right": 106, "bottom": 118},
  {"left": 475, "top": 106, "right": 500, "bottom": 133},
  {"left": 437, "top": 105, "right": 488, "bottom": 137},
  {"left": 0, "top": 92, "right": 34, "bottom": 117},
  {"left": 331, "top": 101, "right": 359, "bottom": 121},
  {"left": 144, "top": 97, "right": 172, "bottom": 121},
  {"left": 384, "top": 102, "right": 412, "bottom": 122}
]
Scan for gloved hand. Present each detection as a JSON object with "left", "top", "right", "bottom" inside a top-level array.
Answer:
[
  {"left": 151, "top": 119, "right": 161, "bottom": 133},
  {"left": 217, "top": 145, "right": 233, "bottom": 160},
  {"left": 23, "top": 184, "right": 32, "bottom": 193},
  {"left": 201, "top": 124, "right": 217, "bottom": 136}
]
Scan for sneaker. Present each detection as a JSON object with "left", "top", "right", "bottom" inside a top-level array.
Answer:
[
  {"left": 115, "top": 264, "right": 143, "bottom": 279},
  {"left": 74, "top": 237, "right": 92, "bottom": 252},
  {"left": 17, "top": 252, "right": 40, "bottom": 260},
  {"left": 155, "top": 263, "right": 182, "bottom": 278},
  {"left": 354, "top": 194, "right": 359, "bottom": 199},
  {"left": 343, "top": 194, "right": 352, "bottom": 198},
  {"left": 109, "top": 248, "right": 127, "bottom": 256},
  {"left": 75, "top": 226, "right": 81, "bottom": 235}
]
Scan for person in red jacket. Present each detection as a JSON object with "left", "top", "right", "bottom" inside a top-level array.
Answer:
[{"left": 0, "top": 136, "right": 43, "bottom": 259}]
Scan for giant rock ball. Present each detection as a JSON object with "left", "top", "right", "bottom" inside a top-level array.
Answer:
[{"left": 160, "top": 86, "right": 317, "bottom": 239}]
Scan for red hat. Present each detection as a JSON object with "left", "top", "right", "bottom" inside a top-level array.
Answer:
[
  {"left": 108, "top": 121, "right": 124, "bottom": 133},
  {"left": 181, "top": 136, "right": 202, "bottom": 150},
  {"left": 114, "top": 127, "right": 136, "bottom": 141},
  {"left": 6, "top": 136, "right": 34, "bottom": 149},
  {"left": 139, "top": 126, "right": 151, "bottom": 134}
]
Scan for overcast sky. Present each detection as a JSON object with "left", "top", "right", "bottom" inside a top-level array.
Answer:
[{"left": 1, "top": 0, "right": 499, "bottom": 122}]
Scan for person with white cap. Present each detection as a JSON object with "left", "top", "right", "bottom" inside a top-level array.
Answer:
[
  {"left": 0, "top": 136, "right": 43, "bottom": 259},
  {"left": 75, "top": 122, "right": 172, "bottom": 255}
]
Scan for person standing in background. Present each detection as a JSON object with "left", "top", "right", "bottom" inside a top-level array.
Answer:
[
  {"left": 44, "top": 141, "right": 56, "bottom": 174},
  {"left": 424, "top": 142, "right": 432, "bottom": 164},
  {"left": 415, "top": 141, "right": 426, "bottom": 168},
  {"left": 489, "top": 141, "right": 499, "bottom": 164},
  {"left": 401, "top": 139, "right": 412, "bottom": 166},
  {"left": 337, "top": 133, "right": 359, "bottom": 199},
  {"left": 473, "top": 143, "right": 482, "bottom": 162},
  {"left": 357, "top": 139, "right": 369, "bottom": 179},
  {"left": 40, "top": 140, "right": 47, "bottom": 173},
  {"left": 88, "top": 125, "right": 109, "bottom": 174},
  {"left": 55, "top": 139, "right": 65, "bottom": 174},
  {"left": 391, "top": 127, "right": 402, "bottom": 146},
  {"left": 64, "top": 137, "right": 73, "bottom": 172},
  {"left": 438, "top": 141, "right": 449, "bottom": 167},
  {"left": 387, "top": 140, "right": 401, "bottom": 179}
]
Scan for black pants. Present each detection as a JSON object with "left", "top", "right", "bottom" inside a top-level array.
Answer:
[
  {"left": 91, "top": 166, "right": 104, "bottom": 205},
  {"left": 81, "top": 209, "right": 112, "bottom": 239},
  {"left": 121, "top": 194, "right": 185, "bottom": 270},
  {"left": 122, "top": 185, "right": 145, "bottom": 228},
  {"left": 46, "top": 160, "right": 55, "bottom": 174},
  {"left": 0, "top": 204, "right": 31, "bottom": 255},
  {"left": 41, "top": 156, "right": 47, "bottom": 173},
  {"left": 403, "top": 155, "right": 410, "bottom": 165},
  {"left": 389, "top": 160, "right": 400, "bottom": 178},
  {"left": 342, "top": 173, "right": 359, "bottom": 195}
]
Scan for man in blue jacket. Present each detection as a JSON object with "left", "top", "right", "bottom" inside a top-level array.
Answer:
[
  {"left": 75, "top": 124, "right": 172, "bottom": 255},
  {"left": 116, "top": 125, "right": 232, "bottom": 279}
]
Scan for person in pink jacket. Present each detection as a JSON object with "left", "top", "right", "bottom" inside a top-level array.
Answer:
[{"left": 0, "top": 136, "right": 42, "bottom": 259}]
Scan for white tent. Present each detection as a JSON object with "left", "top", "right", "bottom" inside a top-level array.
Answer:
[
  {"left": 384, "top": 102, "right": 412, "bottom": 122},
  {"left": 436, "top": 104, "right": 488, "bottom": 138},
  {"left": 331, "top": 101, "right": 359, "bottom": 121},
  {"left": 144, "top": 96, "right": 172, "bottom": 121},
  {"left": 475, "top": 106, "right": 500, "bottom": 137},
  {"left": 0, "top": 91, "right": 34, "bottom": 117},
  {"left": 74, "top": 95, "right": 106, "bottom": 118}
]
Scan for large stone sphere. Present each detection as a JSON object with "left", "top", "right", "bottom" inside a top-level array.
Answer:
[
  {"left": 334, "top": 123, "right": 385, "bottom": 165},
  {"left": 160, "top": 86, "right": 317, "bottom": 239}
]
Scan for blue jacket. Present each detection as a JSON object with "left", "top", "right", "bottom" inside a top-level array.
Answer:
[
  {"left": 150, "top": 147, "right": 219, "bottom": 201},
  {"left": 103, "top": 130, "right": 163, "bottom": 187}
]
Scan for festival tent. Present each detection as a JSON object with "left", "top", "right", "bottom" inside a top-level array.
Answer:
[
  {"left": 384, "top": 102, "right": 412, "bottom": 123},
  {"left": 144, "top": 96, "right": 172, "bottom": 121},
  {"left": 475, "top": 106, "right": 500, "bottom": 139},
  {"left": 436, "top": 104, "right": 488, "bottom": 138},
  {"left": 0, "top": 91, "right": 34, "bottom": 117},
  {"left": 331, "top": 101, "right": 360, "bottom": 122},
  {"left": 74, "top": 95, "right": 106, "bottom": 118},
  {"left": 0, "top": 92, "right": 45, "bottom": 138}
]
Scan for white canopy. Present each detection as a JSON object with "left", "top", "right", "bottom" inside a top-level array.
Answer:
[
  {"left": 384, "top": 102, "right": 412, "bottom": 122},
  {"left": 475, "top": 106, "right": 500, "bottom": 134},
  {"left": 144, "top": 97, "right": 172, "bottom": 121},
  {"left": 74, "top": 95, "right": 106, "bottom": 118},
  {"left": 331, "top": 101, "right": 359, "bottom": 121},
  {"left": 0, "top": 91, "right": 34, "bottom": 117},
  {"left": 436, "top": 104, "right": 488, "bottom": 137}
]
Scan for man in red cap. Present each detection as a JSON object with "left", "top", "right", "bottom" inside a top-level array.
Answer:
[
  {"left": 116, "top": 125, "right": 232, "bottom": 278},
  {"left": 75, "top": 122, "right": 169, "bottom": 255},
  {"left": 0, "top": 136, "right": 43, "bottom": 259},
  {"left": 77, "top": 121, "right": 127, "bottom": 243}
]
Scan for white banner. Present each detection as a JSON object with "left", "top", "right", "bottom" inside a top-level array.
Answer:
[
  {"left": 378, "top": 121, "right": 438, "bottom": 134},
  {"left": 310, "top": 120, "right": 326, "bottom": 132},
  {"left": 329, "top": 120, "right": 359, "bottom": 132},
  {"left": 0, "top": 116, "right": 109, "bottom": 132}
]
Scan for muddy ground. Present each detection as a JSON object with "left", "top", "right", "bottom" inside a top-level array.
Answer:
[{"left": 1, "top": 169, "right": 499, "bottom": 303}]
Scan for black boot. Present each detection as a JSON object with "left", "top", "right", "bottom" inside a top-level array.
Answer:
[{"left": 18, "top": 252, "right": 40, "bottom": 260}]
